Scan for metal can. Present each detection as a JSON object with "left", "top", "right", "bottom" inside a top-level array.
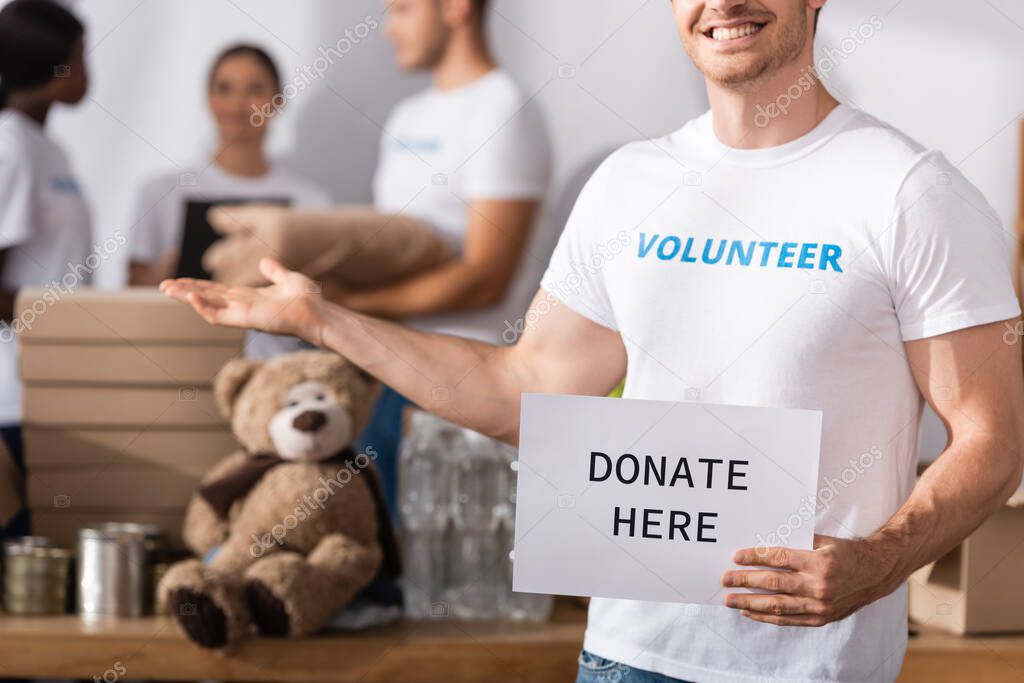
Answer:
[
  {"left": 76, "top": 525, "right": 151, "bottom": 618},
  {"left": 95, "top": 522, "right": 164, "bottom": 614},
  {"left": 2, "top": 539, "right": 71, "bottom": 615}
]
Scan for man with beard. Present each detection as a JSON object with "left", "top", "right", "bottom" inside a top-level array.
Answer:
[{"left": 162, "top": 1, "right": 1024, "bottom": 681}]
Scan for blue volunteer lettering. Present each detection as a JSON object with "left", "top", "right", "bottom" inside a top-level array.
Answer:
[{"left": 637, "top": 232, "right": 843, "bottom": 273}]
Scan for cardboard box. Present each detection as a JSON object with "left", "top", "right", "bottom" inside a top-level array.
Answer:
[
  {"left": 20, "top": 343, "right": 240, "bottom": 386},
  {"left": 27, "top": 469, "right": 200, "bottom": 511},
  {"left": 909, "top": 505, "right": 1024, "bottom": 634},
  {"left": 32, "top": 510, "right": 187, "bottom": 550},
  {"left": 14, "top": 287, "right": 243, "bottom": 344},
  {"left": 23, "top": 428, "right": 234, "bottom": 477},
  {"left": 23, "top": 386, "right": 224, "bottom": 428}
]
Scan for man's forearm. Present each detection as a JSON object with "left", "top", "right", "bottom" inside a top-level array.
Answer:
[
  {"left": 311, "top": 298, "right": 524, "bottom": 441},
  {"left": 868, "top": 432, "right": 1023, "bottom": 592}
]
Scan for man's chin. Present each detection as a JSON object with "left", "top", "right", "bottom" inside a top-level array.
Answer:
[
  {"left": 696, "top": 57, "right": 773, "bottom": 90},
  {"left": 395, "top": 50, "right": 437, "bottom": 73}
]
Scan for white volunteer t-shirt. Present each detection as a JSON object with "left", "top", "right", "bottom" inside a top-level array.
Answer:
[
  {"left": 373, "top": 69, "right": 550, "bottom": 343},
  {"left": 0, "top": 109, "right": 93, "bottom": 424},
  {"left": 129, "top": 163, "right": 331, "bottom": 359},
  {"left": 540, "top": 104, "right": 1020, "bottom": 683}
]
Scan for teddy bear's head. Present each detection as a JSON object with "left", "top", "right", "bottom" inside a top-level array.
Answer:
[{"left": 213, "top": 350, "right": 379, "bottom": 461}]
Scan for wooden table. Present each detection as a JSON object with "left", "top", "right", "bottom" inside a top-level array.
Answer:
[
  {"left": 2, "top": 603, "right": 1024, "bottom": 682},
  {"left": 0, "top": 601, "right": 586, "bottom": 682}
]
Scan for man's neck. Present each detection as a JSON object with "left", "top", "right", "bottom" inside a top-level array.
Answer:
[
  {"left": 706, "top": 49, "right": 840, "bottom": 150},
  {"left": 432, "top": 23, "right": 496, "bottom": 92},
  {"left": 213, "top": 142, "right": 269, "bottom": 178}
]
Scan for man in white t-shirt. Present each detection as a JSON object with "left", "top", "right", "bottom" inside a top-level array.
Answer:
[
  {"left": 359, "top": 0, "right": 550, "bottom": 342},
  {"left": 162, "top": 1, "right": 1024, "bottom": 681},
  {"left": 340, "top": 0, "right": 549, "bottom": 515}
]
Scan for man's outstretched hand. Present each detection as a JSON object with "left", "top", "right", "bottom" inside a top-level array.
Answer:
[{"left": 160, "top": 258, "right": 326, "bottom": 345}]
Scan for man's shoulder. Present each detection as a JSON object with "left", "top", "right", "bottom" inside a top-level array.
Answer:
[
  {"left": 390, "top": 85, "right": 435, "bottom": 115},
  {"left": 474, "top": 69, "right": 528, "bottom": 104},
  {"left": 828, "top": 107, "right": 929, "bottom": 168}
]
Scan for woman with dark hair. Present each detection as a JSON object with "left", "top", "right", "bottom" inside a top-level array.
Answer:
[
  {"left": 128, "top": 44, "right": 329, "bottom": 357},
  {"left": 0, "top": 0, "right": 93, "bottom": 537}
]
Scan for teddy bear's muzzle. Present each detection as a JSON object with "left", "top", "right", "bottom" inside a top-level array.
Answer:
[{"left": 292, "top": 410, "right": 327, "bottom": 432}]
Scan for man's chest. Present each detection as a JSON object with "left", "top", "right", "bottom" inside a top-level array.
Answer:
[{"left": 600, "top": 188, "right": 901, "bottom": 384}]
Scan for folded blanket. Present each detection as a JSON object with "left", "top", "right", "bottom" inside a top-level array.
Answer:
[{"left": 202, "top": 205, "right": 454, "bottom": 290}]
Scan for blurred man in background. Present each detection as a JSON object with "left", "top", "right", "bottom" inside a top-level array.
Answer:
[{"left": 349, "top": 0, "right": 550, "bottom": 513}]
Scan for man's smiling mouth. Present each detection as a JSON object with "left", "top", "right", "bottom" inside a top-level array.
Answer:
[{"left": 703, "top": 22, "right": 767, "bottom": 41}]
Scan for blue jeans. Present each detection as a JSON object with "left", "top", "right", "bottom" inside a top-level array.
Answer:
[
  {"left": 576, "top": 651, "right": 694, "bottom": 683},
  {"left": 355, "top": 385, "right": 411, "bottom": 523}
]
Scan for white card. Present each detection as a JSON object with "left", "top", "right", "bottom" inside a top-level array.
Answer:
[{"left": 512, "top": 393, "right": 822, "bottom": 605}]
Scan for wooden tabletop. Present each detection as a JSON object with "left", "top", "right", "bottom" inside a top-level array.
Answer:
[
  {"left": 3, "top": 604, "right": 1024, "bottom": 682},
  {"left": 0, "top": 600, "right": 586, "bottom": 682}
]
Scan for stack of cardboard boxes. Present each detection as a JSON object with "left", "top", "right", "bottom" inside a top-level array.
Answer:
[{"left": 16, "top": 288, "right": 244, "bottom": 549}]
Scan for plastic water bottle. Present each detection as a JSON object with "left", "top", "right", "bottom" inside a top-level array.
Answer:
[
  {"left": 445, "top": 428, "right": 504, "bottom": 620},
  {"left": 398, "top": 412, "right": 454, "bottom": 619},
  {"left": 400, "top": 413, "right": 552, "bottom": 622}
]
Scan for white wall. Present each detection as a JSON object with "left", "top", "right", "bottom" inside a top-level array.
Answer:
[{"left": 42, "top": 0, "right": 1024, "bottom": 461}]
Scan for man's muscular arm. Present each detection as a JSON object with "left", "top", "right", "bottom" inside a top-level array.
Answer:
[
  {"left": 722, "top": 320, "right": 1024, "bottom": 626},
  {"left": 161, "top": 257, "right": 627, "bottom": 443}
]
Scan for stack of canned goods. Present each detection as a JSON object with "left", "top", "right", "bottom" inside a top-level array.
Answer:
[
  {"left": 2, "top": 537, "right": 72, "bottom": 615},
  {"left": 1, "top": 523, "right": 168, "bottom": 618}
]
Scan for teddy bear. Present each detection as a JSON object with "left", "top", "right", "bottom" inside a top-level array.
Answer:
[{"left": 158, "top": 350, "right": 400, "bottom": 648}]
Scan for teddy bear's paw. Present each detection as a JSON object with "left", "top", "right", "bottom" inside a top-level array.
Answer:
[
  {"left": 245, "top": 579, "right": 290, "bottom": 637},
  {"left": 167, "top": 587, "right": 229, "bottom": 649}
]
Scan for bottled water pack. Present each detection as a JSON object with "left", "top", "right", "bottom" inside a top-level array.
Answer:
[{"left": 398, "top": 411, "right": 553, "bottom": 622}]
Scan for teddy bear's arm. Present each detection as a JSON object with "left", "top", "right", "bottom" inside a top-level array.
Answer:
[{"left": 182, "top": 449, "right": 249, "bottom": 556}]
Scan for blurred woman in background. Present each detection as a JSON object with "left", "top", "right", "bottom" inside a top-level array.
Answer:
[
  {"left": 0, "top": 0, "right": 92, "bottom": 537},
  {"left": 128, "top": 44, "right": 330, "bottom": 357}
]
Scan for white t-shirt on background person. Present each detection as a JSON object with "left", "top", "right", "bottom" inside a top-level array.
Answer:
[
  {"left": 373, "top": 69, "right": 551, "bottom": 344},
  {"left": 0, "top": 108, "right": 93, "bottom": 425},
  {"left": 540, "top": 104, "right": 1019, "bottom": 683},
  {"left": 128, "top": 163, "right": 331, "bottom": 359}
]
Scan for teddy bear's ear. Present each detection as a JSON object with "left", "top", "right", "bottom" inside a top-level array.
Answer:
[{"left": 214, "top": 358, "right": 262, "bottom": 419}]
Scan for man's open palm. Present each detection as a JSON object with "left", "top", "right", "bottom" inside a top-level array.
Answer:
[{"left": 160, "top": 258, "right": 323, "bottom": 344}]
